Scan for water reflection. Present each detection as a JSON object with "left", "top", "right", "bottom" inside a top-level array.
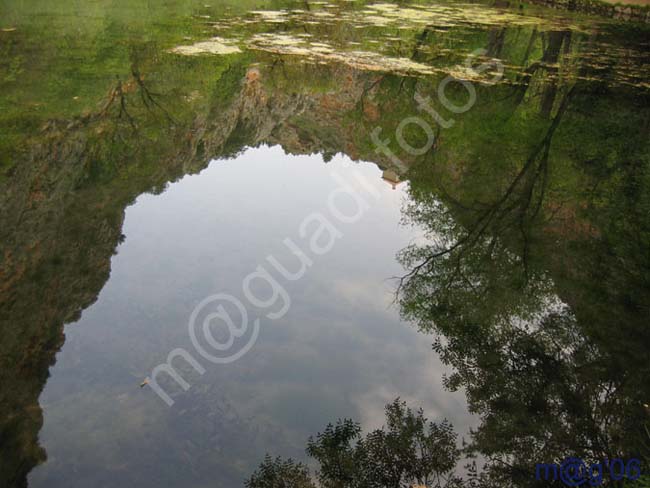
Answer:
[
  {"left": 398, "top": 113, "right": 650, "bottom": 483},
  {"left": 0, "top": 0, "right": 648, "bottom": 485},
  {"left": 26, "top": 150, "right": 468, "bottom": 487}
]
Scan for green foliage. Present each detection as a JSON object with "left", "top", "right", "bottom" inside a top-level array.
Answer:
[
  {"left": 248, "top": 399, "right": 461, "bottom": 488},
  {"left": 632, "top": 475, "right": 650, "bottom": 487},
  {"left": 1, "top": 0, "right": 649, "bottom": 486},
  {"left": 397, "top": 79, "right": 650, "bottom": 488},
  {"left": 246, "top": 456, "right": 315, "bottom": 488},
  {"left": 306, "top": 419, "right": 363, "bottom": 487}
]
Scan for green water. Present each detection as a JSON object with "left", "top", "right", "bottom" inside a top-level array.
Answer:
[{"left": 0, "top": 0, "right": 649, "bottom": 486}]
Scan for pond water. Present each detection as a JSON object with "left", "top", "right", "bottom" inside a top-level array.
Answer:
[
  {"left": 0, "top": 0, "right": 649, "bottom": 486},
  {"left": 28, "top": 149, "right": 473, "bottom": 487}
]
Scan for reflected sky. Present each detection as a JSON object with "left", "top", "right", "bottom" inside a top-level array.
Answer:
[
  {"left": 1, "top": 0, "right": 648, "bottom": 484},
  {"left": 29, "top": 146, "right": 473, "bottom": 488}
]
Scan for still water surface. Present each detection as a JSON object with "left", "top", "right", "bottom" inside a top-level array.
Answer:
[
  {"left": 29, "top": 149, "right": 471, "bottom": 487},
  {"left": 1, "top": 0, "right": 649, "bottom": 486}
]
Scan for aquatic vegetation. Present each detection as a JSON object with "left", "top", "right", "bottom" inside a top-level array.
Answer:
[
  {"left": 0, "top": 0, "right": 649, "bottom": 487},
  {"left": 247, "top": 33, "right": 437, "bottom": 75},
  {"left": 164, "top": 0, "right": 649, "bottom": 88},
  {"left": 169, "top": 36, "right": 242, "bottom": 55}
]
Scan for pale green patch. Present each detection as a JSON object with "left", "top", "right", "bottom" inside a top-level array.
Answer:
[
  {"left": 250, "top": 10, "right": 289, "bottom": 22},
  {"left": 169, "top": 37, "right": 242, "bottom": 55},
  {"left": 364, "top": 2, "right": 549, "bottom": 28},
  {"left": 246, "top": 33, "right": 437, "bottom": 75}
]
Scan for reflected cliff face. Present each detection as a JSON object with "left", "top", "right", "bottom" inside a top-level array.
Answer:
[{"left": 0, "top": 0, "right": 649, "bottom": 486}]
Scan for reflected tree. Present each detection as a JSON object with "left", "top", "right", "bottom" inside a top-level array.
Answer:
[
  {"left": 246, "top": 456, "right": 315, "bottom": 488},
  {"left": 246, "top": 399, "right": 462, "bottom": 488},
  {"left": 396, "top": 80, "right": 650, "bottom": 485}
]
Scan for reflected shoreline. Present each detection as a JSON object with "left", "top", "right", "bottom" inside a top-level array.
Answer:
[{"left": 1, "top": 0, "right": 649, "bottom": 485}]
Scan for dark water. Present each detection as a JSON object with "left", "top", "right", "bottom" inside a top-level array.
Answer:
[{"left": 0, "top": 0, "right": 649, "bottom": 486}]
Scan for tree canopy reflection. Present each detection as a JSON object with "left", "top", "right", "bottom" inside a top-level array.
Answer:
[{"left": 1, "top": 0, "right": 649, "bottom": 485}]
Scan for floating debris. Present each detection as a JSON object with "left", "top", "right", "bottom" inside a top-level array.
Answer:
[
  {"left": 249, "top": 10, "right": 288, "bottom": 22},
  {"left": 169, "top": 4, "right": 647, "bottom": 89},
  {"left": 364, "top": 2, "right": 547, "bottom": 28},
  {"left": 169, "top": 37, "right": 242, "bottom": 55},
  {"left": 247, "top": 33, "right": 436, "bottom": 75},
  {"left": 244, "top": 33, "right": 505, "bottom": 81}
]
